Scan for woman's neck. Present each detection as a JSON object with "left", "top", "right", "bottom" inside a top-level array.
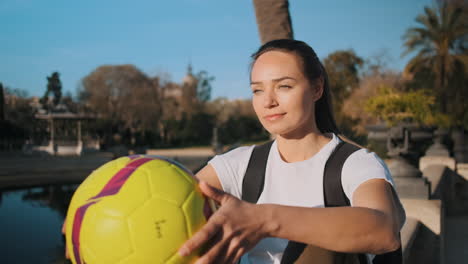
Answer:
[{"left": 275, "top": 132, "right": 333, "bottom": 163}]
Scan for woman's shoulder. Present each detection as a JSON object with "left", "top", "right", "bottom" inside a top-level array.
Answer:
[
  {"left": 218, "top": 144, "right": 257, "bottom": 160},
  {"left": 340, "top": 144, "right": 394, "bottom": 201},
  {"left": 334, "top": 135, "right": 386, "bottom": 168},
  {"left": 208, "top": 144, "right": 257, "bottom": 173},
  {"left": 345, "top": 147, "right": 389, "bottom": 171},
  {"left": 207, "top": 144, "right": 258, "bottom": 198}
]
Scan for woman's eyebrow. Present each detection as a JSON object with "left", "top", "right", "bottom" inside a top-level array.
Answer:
[{"left": 250, "top": 76, "right": 296, "bottom": 85}]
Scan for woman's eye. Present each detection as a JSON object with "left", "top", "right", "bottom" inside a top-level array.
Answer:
[
  {"left": 279, "top": 85, "right": 292, "bottom": 89},
  {"left": 252, "top": 89, "right": 263, "bottom": 94}
]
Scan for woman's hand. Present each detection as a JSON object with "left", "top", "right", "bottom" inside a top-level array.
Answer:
[
  {"left": 62, "top": 219, "right": 70, "bottom": 259},
  {"left": 179, "top": 181, "right": 272, "bottom": 264}
]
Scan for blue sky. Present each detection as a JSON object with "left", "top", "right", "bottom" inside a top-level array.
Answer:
[{"left": 1, "top": 0, "right": 433, "bottom": 100}]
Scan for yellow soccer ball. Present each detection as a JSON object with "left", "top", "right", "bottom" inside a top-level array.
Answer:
[{"left": 65, "top": 155, "right": 213, "bottom": 264}]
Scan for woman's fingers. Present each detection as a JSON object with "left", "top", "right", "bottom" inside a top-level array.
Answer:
[
  {"left": 179, "top": 220, "right": 220, "bottom": 257},
  {"left": 193, "top": 232, "right": 228, "bottom": 264},
  {"left": 62, "top": 219, "right": 66, "bottom": 234},
  {"left": 199, "top": 181, "right": 227, "bottom": 204},
  {"left": 224, "top": 238, "right": 247, "bottom": 264},
  {"left": 182, "top": 183, "right": 255, "bottom": 262},
  {"left": 62, "top": 219, "right": 70, "bottom": 259},
  {"left": 231, "top": 248, "right": 246, "bottom": 264}
]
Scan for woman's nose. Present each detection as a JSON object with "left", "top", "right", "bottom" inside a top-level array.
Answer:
[{"left": 263, "top": 89, "right": 278, "bottom": 108}]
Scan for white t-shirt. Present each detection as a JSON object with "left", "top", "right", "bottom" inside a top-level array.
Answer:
[{"left": 208, "top": 134, "right": 395, "bottom": 264}]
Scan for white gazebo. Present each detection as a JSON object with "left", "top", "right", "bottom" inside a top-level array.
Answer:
[{"left": 32, "top": 112, "right": 96, "bottom": 156}]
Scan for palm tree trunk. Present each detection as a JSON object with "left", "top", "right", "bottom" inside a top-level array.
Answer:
[
  {"left": 0, "top": 83, "right": 4, "bottom": 121},
  {"left": 440, "top": 55, "right": 448, "bottom": 113},
  {"left": 252, "top": 0, "right": 294, "bottom": 44},
  {"left": 252, "top": 0, "right": 294, "bottom": 140}
]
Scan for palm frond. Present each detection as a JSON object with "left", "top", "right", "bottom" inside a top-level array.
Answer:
[
  {"left": 405, "top": 56, "right": 431, "bottom": 73},
  {"left": 424, "top": 6, "right": 440, "bottom": 30},
  {"left": 402, "top": 27, "right": 435, "bottom": 56},
  {"left": 403, "top": 1, "right": 467, "bottom": 116},
  {"left": 447, "top": 5, "right": 463, "bottom": 28}
]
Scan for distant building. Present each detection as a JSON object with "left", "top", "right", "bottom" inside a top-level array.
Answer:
[
  {"left": 159, "top": 64, "right": 199, "bottom": 119},
  {"left": 162, "top": 63, "right": 198, "bottom": 101}
]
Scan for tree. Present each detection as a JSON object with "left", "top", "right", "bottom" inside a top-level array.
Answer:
[
  {"left": 323, "top": 50, "right": 364, "bottom": 107},
  {"left": 157, "top": 81, "right": 185, "bottom": 145},
  {"left": 364, "top": 85, "right": 451, "bottom": 127},
  {"left": 252, "top": 0, "right": 293, "bottom": 44},
  {"left": 205, "top": 98, "right": 267, "bottom": 144},
  {"left": 196, "top": 70, "right": 214, "bottom": 103},
  {"left": 1, "top": 87, "right": 35, "bottom": 149},
  {"left": 41, "top": 72, "right": 62, "bottom": 107},
  {"left": 322, "top": 50, "right": 364, "bottom": 142},
  {"left": 180, "top": 65, "right": 215, "bottom": 115},
  {"left": 220, "top": 115, "right": 268, "bottom": 144},
  {"left": 79, "top": 65, "right": 162, "bottom": 146},
  {"left": 342, "top": 70, "right": 403, "bottom": 134},
  {"left": 402, "top": 0, "right": 468, "bottom": 115}
]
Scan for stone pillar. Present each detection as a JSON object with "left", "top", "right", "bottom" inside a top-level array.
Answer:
[
  {"left": 50, "top": 117, "right": 57, "bottom": 155},
  {"left": 419, "top": 128, "right": 455, "bottom": 196},
  {"left": 50, "top": 118, "right": 54, "bottom": 143},
  {"left": 452, "top": 128, "right": 467, "bottom": 163},
  {"left": 77, "top": 120, "right": 83, "bottom": 156},
  {"left": 419, "top": 128, "right": 456, "bottom": 200},
  {"left": 211, "top": 127, "right": 222, "bottom": 154},
  {"left": 77, "top": 120, "right": 82, "bottom": 144},
  {"left": 426, "top": 128, "right": 449, "bottom": 157},
  {"left": 386, "top": 126, "right": 430, "bottom": 199}
]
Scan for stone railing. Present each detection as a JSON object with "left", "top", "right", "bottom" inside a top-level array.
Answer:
[
  {"left": 398, "top": 153, "right": 457, "bottom": 263},
  {"left": 366, "top": 125, "right": 466, "bottom": 263}
]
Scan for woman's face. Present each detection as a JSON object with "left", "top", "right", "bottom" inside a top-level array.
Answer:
[{"left": 250, "top": 50, "right": 321, "bottom": 137}]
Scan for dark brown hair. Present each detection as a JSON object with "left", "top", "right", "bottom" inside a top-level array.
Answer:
[{"left": 250, "top": 39, "right": 340, "bottom": 134}]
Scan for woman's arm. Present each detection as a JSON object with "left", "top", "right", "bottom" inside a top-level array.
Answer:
[
  {"left": 266, "top": 178, "right": 404, "bottom": 254},
  {"left": 182, "top": 165, "right": 405, "bottom": 263},
  {"left": 195, "top": 164, "right": 223, "bottom": 189}
]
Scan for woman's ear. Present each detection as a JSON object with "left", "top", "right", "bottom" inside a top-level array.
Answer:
[{"left": 311, "top": 76, "right": 324, "bottom": 102}]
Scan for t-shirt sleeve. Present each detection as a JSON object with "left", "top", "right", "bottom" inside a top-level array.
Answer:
[
  {"left": 341, "top": 148, "right": 395, "bottom": 204},
  {"left": 207, "top": 145, "right": 255, "bottom": 199}
]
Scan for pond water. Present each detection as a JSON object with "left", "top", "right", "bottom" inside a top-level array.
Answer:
[{"left": 0, "top": 184, "right": 77, "bottom": 264}]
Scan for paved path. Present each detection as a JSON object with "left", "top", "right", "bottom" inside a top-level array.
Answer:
[
  {"left": 0, "top": 149, "right": 213, "bottom": 190},
  {"left": 0, "top": 152, "right": 113, "bottom": 189},
  {"left": 146, "top": 147, "right": 215, "bottom": 157}
]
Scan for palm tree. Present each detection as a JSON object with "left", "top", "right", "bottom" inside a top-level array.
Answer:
[
  {"left": 252, "top": 0, "right": 294, "bottom": 44},
  {"left": 0, "top": 83, "right": 4, "bottom": 121},
  {"left": 402, "top": 1, "right": 468, "bottom": 114}
]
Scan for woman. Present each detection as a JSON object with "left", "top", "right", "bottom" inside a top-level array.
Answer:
[{"left": 178, "top": 39, "right": 406, "bottom": 264}]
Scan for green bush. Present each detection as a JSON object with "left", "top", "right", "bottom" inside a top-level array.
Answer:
[{"left": 365, "top": 85, "right": 452, "bottom": 127}]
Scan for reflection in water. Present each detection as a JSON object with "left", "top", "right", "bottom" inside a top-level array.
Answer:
[
  {"left": 0, "top": 184, "right": 77, "bottom": 264},
  {"left": 22, "top": 185, "right": 76, "bottom": 218}
]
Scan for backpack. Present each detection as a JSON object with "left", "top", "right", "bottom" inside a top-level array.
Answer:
[{"left": 241, "top": 140, "right": 402, "bottom": 264}]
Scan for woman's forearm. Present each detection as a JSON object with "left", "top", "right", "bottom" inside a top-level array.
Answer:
[{"left": 259, "top": 204, "right": 400, "bottom": 255}]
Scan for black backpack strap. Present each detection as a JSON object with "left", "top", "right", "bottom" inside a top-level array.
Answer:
[
  {"left": 241, "top": 140, "right": 402, "bottom": 264},
  {"left": 242, "top": 141, "right": 274, "bottom": 203},
  {"left": 323, "top": 141, "right": 360, "bottom": 207},
  {"left": 280, "top": 242, "right": 307, "bottom": 263},
  {"left": 324, "top": 141, "right": 403, "bottom": 264},
  {"left": 373, "top": 250, "right": 402, "bottom": 264},
  {"left": 324, "top": 141, "right": 365, "bottom": 264},
  {"left": 280, "top": 141, "right": 362, "bottom": 264},
  {"left": 241, "top": 140, "right": 308, "bottom": 263}
]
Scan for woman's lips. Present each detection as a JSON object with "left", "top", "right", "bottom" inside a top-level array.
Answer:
[{"left": 264, "top": 113, "right": 286, "bottom": 121}]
